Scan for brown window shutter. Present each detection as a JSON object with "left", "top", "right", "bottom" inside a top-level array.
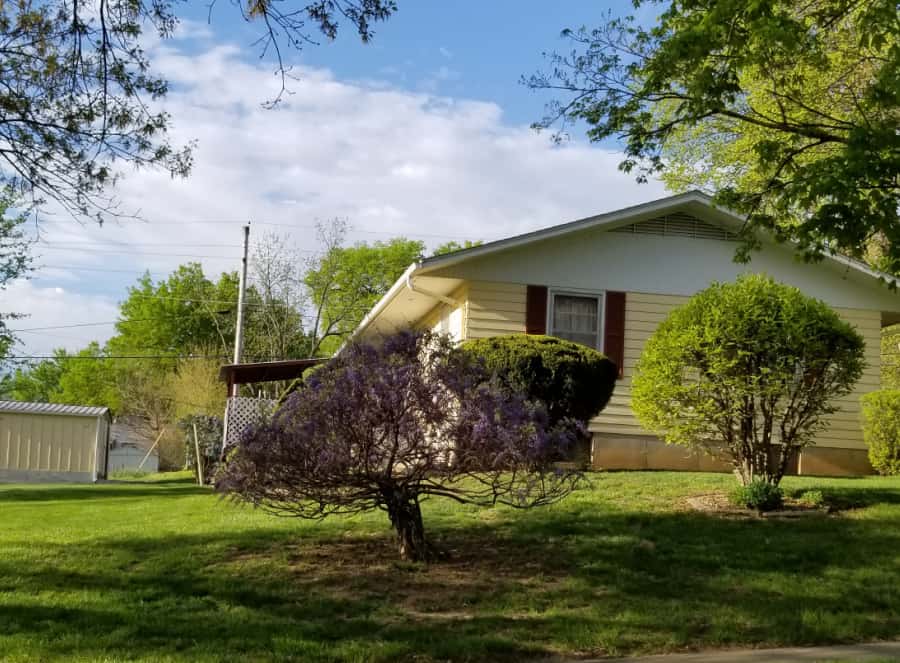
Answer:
[
  {"left": 604, "top": 291, "right": 626, "bottom": 379},
  {"left": 525, "top": 285, "right": 548, "bottom": 335}
]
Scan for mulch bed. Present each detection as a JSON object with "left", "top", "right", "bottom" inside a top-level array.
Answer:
[{"left": 685, "top": 491, "right": 832, "bottom": 519}]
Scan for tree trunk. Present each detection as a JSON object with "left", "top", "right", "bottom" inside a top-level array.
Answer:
[
  {"left": 735, "top": 446, "right": 785, "bottom": 486},
  {"left": 387, "top": 493, "right": 428, "bottom": 562}
]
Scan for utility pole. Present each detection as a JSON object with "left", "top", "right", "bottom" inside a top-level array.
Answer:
[{"left": 232, "top": 223, "right": 250, "bottom": 397}]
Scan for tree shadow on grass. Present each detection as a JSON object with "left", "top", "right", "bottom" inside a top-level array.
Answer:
[
  {"left": 0, "top": 481, "right": 207, "bottom": 503},
  {"left": 2, "top": 503, "right": 900, "bottom": 661},
  {"left": 783, "top": 480, "right": 900, "bottom": 510}
]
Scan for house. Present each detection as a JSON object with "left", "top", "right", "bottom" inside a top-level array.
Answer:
[
  {"left": 0, "top": 401, "right": 110, "bottom": 482},
  {"left": 108, "top": 416, "right": 159, "bottom": 473},
  {"left": 351, "top": 191, "right": 899, "bottom": 477}
]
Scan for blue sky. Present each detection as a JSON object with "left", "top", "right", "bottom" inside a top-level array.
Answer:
[
  {"left": 8, "top": 1, "right": 670, "bottom": 356},
  {"left": 182, "top": 1, "right": 639, "bottom": 126}
]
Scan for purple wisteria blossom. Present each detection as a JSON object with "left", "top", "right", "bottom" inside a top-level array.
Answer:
[{"left": 218, "top": 331, "right": 583, "bottom": 561}]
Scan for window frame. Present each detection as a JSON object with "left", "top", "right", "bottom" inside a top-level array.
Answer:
[{"left": 546, "top": 288, "right": 606, "bottom": 351}]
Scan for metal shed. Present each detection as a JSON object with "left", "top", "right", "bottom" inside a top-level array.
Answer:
[{"left": 0, "top": 401, "right": 110, "bottom": 482}]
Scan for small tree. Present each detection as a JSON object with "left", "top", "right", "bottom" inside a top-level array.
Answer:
[
  {"left": 218, "top": 331, "right": 582, "bottom": 561},
  {"left": 632, "top": 275, "right": 865, "bottom": 485}
]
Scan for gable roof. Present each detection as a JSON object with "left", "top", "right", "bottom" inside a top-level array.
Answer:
[
  {"left": 415, "top": 191, "right": 730, "bottom": 273},
  {"left": 351, "top": 191, "right": 898, "bottom": 342}
]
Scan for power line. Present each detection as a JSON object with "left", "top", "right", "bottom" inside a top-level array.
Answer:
[
  {"left": 35, "top": 244, "right": 321, "bottom": 258},
  {"left": 35, "top": 242, "right": 413, "bottom": 257},
  {"left": 10, "top": 320, "right": 147, "bottom": 332},
  {"left": 34, "top": 247, "right": 239, "bottom": 259},
  {"left": 34, "top": 265, "right": 170, "bottom": 275},
  {"left": 37, "top": 241, "right": 244, "bottom": 248},
  {"left": 5, "top": 354, "right": 230, "bottom": 360},
  {"left": 35, "top": 219, "right": 487, "bottom": 241},
  {"left": 13, "top": 285, "right": 300, "bottom": 310},
  {"left": 11, "top": 329, "right": 102, "bottom": 342}
]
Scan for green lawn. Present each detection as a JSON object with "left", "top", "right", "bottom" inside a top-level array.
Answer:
[{"left": 1, "top": 471, "right": 899, "bottom": 662}]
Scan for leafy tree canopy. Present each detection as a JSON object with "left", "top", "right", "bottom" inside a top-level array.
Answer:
[
  {"left": 0, "top": 192, "right": 31, "bottom": 358},
  {"left": 432, "top": 240, "right": 483, "bottom": 256},
  {"left": 3, "top": 354, "right": 65, "bottom": 402},
  {"left": 108, "top": 264, "right": 239, "bottom": 358},
  {"left": 0, "top": 0, "right": 397, "bottom": 220},
  {"left": 529, "top": 0, "right": 899, "bottom": 270},
  {"left": 5, "top": 259, "right": 309, "bottom": 413},
  {"left": 53, "top": 342, "right": 122, "bottom": 411},
  {"left": 305, "top": 237, "right": 425, "bottom": 355}
]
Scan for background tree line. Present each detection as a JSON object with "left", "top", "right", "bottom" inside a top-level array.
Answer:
[{"left": 0, "top": 220, "right": 480, "bottom": 467}]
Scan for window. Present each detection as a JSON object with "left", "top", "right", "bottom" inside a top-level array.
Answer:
[{"left": 549, "top": 291, "right": 604, "bottom": 350}]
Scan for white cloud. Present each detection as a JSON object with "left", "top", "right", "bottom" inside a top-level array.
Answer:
[
  {"left": 5, "top": 280, "right": 119, "bottom": 356},
  {"left": 10, "top": 41, "right": 667, "bottom": 354}
]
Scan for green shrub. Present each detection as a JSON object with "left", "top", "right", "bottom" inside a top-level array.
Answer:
[
  {"left": 729, "top": 479, "right": 784, "bottom": 512},
  {"left": 277, "top": 363, "right": 328, "bottom": 408},
  {"left": 796, "top": 490, "right": 825, "bottom": 507},
  {"left": 109, "top": 469, "right": 150, "bottom": 480},
  {"left": 461, "top": 334, "right": 617, "bottom": 426},
  {"left": 178, "top": 414, "right": 224, "bottom": 483},
  {"left": 632, "top": 274, "right": 865, "bottom": 486},
  {"left": 861, "top": 390, "right": 900, "bottom": 476}
]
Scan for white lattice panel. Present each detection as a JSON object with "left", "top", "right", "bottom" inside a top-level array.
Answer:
[{"left": 224, "top": 397, "right": 276, "bottom": 447}]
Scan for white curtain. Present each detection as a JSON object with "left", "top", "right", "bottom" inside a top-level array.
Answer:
[{"left": 552, "top": 294, "right": 600, "bottom": 348}]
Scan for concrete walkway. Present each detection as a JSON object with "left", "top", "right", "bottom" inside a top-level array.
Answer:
[{"left": 598, "top": 641, "right": 900, "bottom": 662}]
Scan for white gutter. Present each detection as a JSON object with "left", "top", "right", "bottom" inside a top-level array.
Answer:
[
  {"left": 340, "top": 262, "right": 420, "bottom": 352},
  {"left": 340, "top": 261, "right": 463, "bottom": 355},
  {"left": 406, "top": 271, "right": 459, "bottom": 307},
  {"left": 825, "top": 249, "right": 899, "bottom": 288}
]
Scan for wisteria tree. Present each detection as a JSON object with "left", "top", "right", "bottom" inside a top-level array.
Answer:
[{"left": 218, "top": 331, "right": 583, "bottom": 561}]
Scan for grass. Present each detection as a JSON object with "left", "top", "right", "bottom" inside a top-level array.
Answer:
[
  {"left": 108, "top": 469, "right": 153, "bottom": 480},
  {"left": 1, "top": 471, "right": 899, "bottom": 662}
]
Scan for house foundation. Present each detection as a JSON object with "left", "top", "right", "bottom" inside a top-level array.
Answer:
[{"left": 591, "top": 434, "right": 874, "bottom": 477}]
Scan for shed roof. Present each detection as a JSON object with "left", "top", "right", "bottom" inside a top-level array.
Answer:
[
  {"left": 0, "top": 400, "right": 110, "bottom": 418},
  {"left": 218, "top": 358, "right": 327, "bottom": 385}
]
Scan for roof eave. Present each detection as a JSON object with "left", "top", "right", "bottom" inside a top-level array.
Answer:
[{"left": 341, "top": 261, "right": 421, "bottom": 352}]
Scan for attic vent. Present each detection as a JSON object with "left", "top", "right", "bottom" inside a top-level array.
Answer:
[{"left": 612, "top": 212, "right": 737, "bottom": 241}]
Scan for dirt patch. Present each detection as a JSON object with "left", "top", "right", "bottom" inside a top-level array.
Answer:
[
  {"left": 220, "top": 530, "right": 574, "bottom": 622},
  {"left": 685, "top": 491, "right": 831, "bottom": 519}
]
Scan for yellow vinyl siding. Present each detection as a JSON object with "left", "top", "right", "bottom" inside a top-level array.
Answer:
[
  {"left": 590, "top": 293, "right": 882, "bottom": 451},
  {"left": 419, "top": 307, "right": 442, "bottom": 333},
  {"left": 465, "top": 281, "right": 526, "bottom": 339},
  {"left": 818, "top": 307, "right": 880, "bottom": 449},
  {"left": 416, "top": 285, "right": 469, "bottom": 340}
]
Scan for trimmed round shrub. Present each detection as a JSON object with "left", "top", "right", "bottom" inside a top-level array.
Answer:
[
  {"left": 632, "top": 274, "right": 865, "bottom": 486},
  {"left": 461, "top": 334, "right": 617, "bottom": 426},
  {"left": 861, "top": 390, "right": 900, "bottom": 476},
  {"left": 729, "top": 479, "right": 784, "bottom": 512}
]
